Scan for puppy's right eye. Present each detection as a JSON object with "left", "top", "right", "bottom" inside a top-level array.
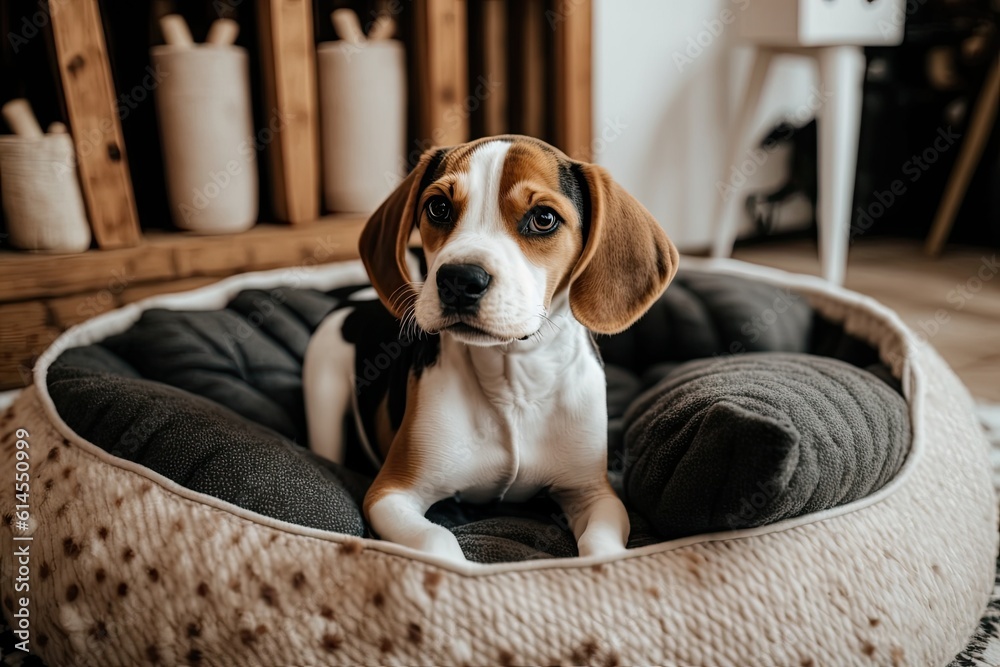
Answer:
[{"left": 426, "top": 196, "right": 453, "bottom": 225}]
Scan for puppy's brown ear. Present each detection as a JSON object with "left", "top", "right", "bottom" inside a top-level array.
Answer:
[
  {"left": 569, "top": 163, "right": 679, "bottom": 334},
  {"left": 359, "top": 149, "right": 446, "bottom": 318}
]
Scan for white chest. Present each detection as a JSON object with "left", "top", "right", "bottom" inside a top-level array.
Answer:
[{"left": 406, "top": 329, "right": 608, "bottom": 504}]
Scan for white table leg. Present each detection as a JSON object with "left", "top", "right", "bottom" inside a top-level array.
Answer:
[
  {"left": 712, "top": 47, "right": 774, "bottom": 259},
  {"left": 816, "top": 45, "right": 865, "bottom": 285}
]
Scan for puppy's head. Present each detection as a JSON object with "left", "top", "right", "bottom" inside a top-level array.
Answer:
[{"left": 360, "top": 135, "right": 678, "bottom": 345}]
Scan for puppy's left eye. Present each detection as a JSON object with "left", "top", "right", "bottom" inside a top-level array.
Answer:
[
  {"left": 426, "top": 196, "right": 453, "bottom": 225},
  {"left": 525, "top": 208, "right": 561, "bottom": 235}
]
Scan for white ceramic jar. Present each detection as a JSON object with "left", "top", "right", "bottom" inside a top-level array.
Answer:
[
  {"left": 151, "top": 44, "right": 258, "bottom": 233},
  {"left": 317, "top": 40, "right": 406, "bottom": 213}
]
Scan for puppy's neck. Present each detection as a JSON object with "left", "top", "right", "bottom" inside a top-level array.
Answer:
[{"left": 442, "top": 295, "right": 595, "bottom": 402}]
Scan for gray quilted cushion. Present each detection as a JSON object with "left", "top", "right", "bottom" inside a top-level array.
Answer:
[
  {"left": 622, "top": 353, "right": 911, "bottom": 540},
  {"left": 47, "top": 347, "right": 369, "bottom": 537}
]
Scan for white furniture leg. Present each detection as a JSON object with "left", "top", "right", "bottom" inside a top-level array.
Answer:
[
  {"left": 712, "top": 47, "right": 774, "bottom": 259},
  {"left": 816, "top": 45, "right": 865, "bottom": 285}
]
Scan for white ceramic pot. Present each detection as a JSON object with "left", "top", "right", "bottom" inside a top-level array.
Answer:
[
  {"left": 317, "top": 40, "right": 406, "bottom": 213},
  {"left": 0, "top": 134, "right": 91, "bottom": 253},
  {"left": 151, "top": 45, "right": 258, "bottom": 233}
]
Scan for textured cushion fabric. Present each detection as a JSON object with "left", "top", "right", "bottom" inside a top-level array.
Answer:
[
  {"left": 622, "top": 353, "right": 911, "bottom": 540},
  {"left": 1, "top": 258, "right": 995, "bottom": 667},
  {"left": 597, "top": 270, "right": 813, "bottom": 373}
]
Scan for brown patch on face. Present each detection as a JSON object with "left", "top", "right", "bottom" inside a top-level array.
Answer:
[
  {"left": 416, "top": 172, "right": 469, "bottom": 257},
  {"left": 363, "top": 376, "right": 427, "bottom": 521},
  {"left": 497, "top": 141, "right": 583, "bottom": 304}
]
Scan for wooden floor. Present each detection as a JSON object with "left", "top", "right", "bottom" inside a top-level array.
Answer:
[{"left": 733, "top": 238, "right": 1000, "bottom": 402}]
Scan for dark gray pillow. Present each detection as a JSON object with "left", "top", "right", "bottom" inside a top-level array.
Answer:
[
  {"left": 47, "top": 347, "right": 368, "bottom": 537},
  {"left": 622, "top": 353, "right": 910, "bottom": 540}
]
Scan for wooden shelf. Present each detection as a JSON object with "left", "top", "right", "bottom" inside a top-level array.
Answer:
[
  {"left": 0, "top": 215, "right": 366, "bottom": 303},
  {"left": 0, "top": 215, "right": 366, "bottom": 390}
]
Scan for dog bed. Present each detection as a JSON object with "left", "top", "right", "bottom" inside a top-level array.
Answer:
[
  {"left": 38, "top": 270, "right": 909, "bottom": 560},
  {"left": 1, "top": 257, "right": 996, "bottom": 666}
]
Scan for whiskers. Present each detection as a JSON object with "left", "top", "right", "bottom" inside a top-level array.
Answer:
[
  {"left": 515, "top": 308, "right": 561, "bottom": 343},
  {"left": 388, "top": 280, "right": 428, "bottom": 342}
]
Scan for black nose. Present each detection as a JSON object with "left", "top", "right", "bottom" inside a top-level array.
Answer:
[{"left": 437, "top": 264, "right": 492, "bottom": 312}]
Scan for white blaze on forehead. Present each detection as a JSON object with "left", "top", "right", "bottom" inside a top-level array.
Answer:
[{"left": 458, "top": 140, "right": 511, "bottom": 236}]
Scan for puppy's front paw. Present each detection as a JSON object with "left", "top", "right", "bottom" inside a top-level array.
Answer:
[
  {"left": 414, "top": 527, "right": 467, "bottom": 563},
  {"left": 577, "top": 527, "right": 628, "bottom": 559}
]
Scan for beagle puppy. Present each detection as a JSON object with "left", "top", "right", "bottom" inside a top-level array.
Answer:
[{"left": 304, "top": 135, "right": 678, "bottom": 562}]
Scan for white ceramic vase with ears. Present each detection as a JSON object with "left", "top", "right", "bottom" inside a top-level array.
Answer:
[
  {"left": 151, "top": 44, "right": 258, "bottom": 233},
  {"left": 318, "top": 39, "right": 406, "bottom": 213},
  {"left": 0, "top": 134, "right": 91, "bottom": 253}
]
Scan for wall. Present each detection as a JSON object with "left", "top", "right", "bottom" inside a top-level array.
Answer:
[{"left": 593, "top": 0, "right": 819, "bottom": 251}]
